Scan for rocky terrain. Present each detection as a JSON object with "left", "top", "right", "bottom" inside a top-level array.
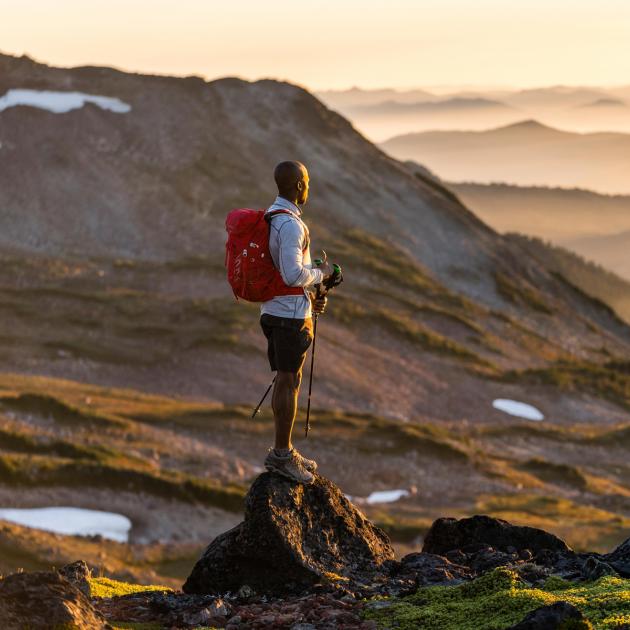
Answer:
[
  {"left": 0, "top": 51, "right": 629, "bottom": 626},
  {"left": 1, "top": 473, "right": 629, "bottom": 628}
]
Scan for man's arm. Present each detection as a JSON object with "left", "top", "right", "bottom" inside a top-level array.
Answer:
[{"left": 276, "top": 219, "right": 324, "bottom": 288}]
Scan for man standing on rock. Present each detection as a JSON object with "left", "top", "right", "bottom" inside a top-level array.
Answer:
[{"left": 261, "top": 161, "right": 330, "bottom": 484}]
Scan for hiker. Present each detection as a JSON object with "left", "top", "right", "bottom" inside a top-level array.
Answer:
[{"left": 260, "top": 161, "right": 331, "bottom": 484}]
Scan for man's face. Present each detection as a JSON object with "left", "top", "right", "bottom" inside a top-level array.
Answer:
[{"left": 297, "top": 169, "right": 309, "bottom": 205}]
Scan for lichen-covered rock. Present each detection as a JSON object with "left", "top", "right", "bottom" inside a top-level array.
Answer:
[
  {"left": 0, "top": 570, "right": 108, "bottom": 630},
  {"left": 399, "top": 552, "right": 472, "bottom": 586},
  {"left": 183, "top": 472, "right": 395, "bottom": 595},
  {"left": 423, "top": 515, "right": 570, "bottom": 556},
  {"left": 58, "top": 559, "right": 93, "bottom": 597}
]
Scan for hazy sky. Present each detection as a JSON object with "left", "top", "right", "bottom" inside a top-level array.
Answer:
[{"left": 2, "top": 0, "right": 630, "bottom": 90}]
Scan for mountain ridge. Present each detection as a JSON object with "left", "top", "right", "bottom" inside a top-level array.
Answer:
[{"left": 1, "top": 50, "right": 629, "bottom": 422}]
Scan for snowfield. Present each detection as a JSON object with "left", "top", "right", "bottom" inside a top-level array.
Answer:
[
  {"left": 366, "top": 489, "right": 411, "bottom": 504},
  {"left": 492, "top": 398, "right": 544, "bottom": 421},
  {"left": 0, "top": 506, "right": 132, "bottom": 542},
  {"left": 0, "top": 89, "right": 131, "bottom": 114}
]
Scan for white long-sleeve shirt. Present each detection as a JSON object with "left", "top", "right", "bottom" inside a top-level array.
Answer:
[{"left": 260, "top": 196, "right": 324, "bottom": 319}]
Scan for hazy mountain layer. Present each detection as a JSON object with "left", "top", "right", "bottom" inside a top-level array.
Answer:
[
  {"left": 451, "top": 181, "right": 630, "bottom": 282},
  {"left": 382, "top": 120, "right": 630, "bottom": 194},
  {"left": 318, "top": 85, "right": 630, "bottom": 139}
]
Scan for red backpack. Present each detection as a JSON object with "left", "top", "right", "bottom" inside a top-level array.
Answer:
[{"left": 225, "top": 208, "right": 306, "bottom": 302}]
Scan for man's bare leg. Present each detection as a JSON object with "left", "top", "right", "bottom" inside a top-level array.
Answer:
[{"left": 272, "top": 370, "right": 302, "bottom": 449}]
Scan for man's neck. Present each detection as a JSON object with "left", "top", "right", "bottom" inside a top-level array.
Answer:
[{"left": 276, "top": 196, "right": 301, "bottom": 214}]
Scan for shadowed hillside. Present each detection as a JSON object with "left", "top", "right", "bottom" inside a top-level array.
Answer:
[
  {"left": 504, "top": 234, "right": 630, "bottom": 325},
  {"left": 450, "top": 182, "right": 630, "bottom": 282}
]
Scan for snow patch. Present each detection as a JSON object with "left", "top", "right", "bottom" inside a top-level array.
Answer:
[
  {"left": 0, "top": 89, "right": 131, "bottom": 114},
  {"left": 366, "top": 489, "right": 410, "bottom": 504},
  {"left": 492, "top": 398, "right": 544, "bottom": 421},
  {"left": 0, "top": 506, "right": 132, "bottom": 542}
]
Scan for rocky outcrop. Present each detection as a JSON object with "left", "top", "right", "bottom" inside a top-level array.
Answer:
[
  {"left": 410, "top": 514, "right": 628, "bottom": 584},
  {"left": 183, "top": 473, "right": 395, "bottom": 595},
  {"left": 606, "top": 536, "right": 630, "bottom": 577},
  {"left": 0, "top": 570, "right": 107, "bottom": 630},
  {"left": 58, "top": 559, "right": 93, "bottom": 597},
  {"left": 423, "top": 515, "right": 570, "bottom": 555}
]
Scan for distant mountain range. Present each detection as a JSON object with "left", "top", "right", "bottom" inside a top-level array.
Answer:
[
  {"left": 577, "top": 98, "right": 627, "bottom": 109},
  {"left": 347, "top": 97, "right": 512, "bottom": 115},
  {"left": 382, "top": 120, "right": 630, "bottom": 194},
  {"left": 317, "top": 85, "right": 630, "bottom": 139},
  {"left": 315, "top": 87, "right": 437, "bottom": 108}
]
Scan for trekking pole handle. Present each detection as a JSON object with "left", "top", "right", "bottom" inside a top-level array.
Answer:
[{"left": 313, "top": 259, "right": 343, "bottom": 297}]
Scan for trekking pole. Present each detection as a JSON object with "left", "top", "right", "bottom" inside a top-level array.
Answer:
[
  {"left": 304, "top": 309, "right": 319, "bottom": 437},
  {"left": 304, "top": 262, "right": 343, "bottom": 437},
  {"left": 251, "top": 375, "right": 276, "bottom": 419}
]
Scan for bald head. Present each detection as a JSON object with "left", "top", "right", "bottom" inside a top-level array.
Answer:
[{"left": 274, "top": 161, "right": 309, "bottom": 206}]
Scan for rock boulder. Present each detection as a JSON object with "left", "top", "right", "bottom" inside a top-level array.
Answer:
[
  {"left": 183, "top": 472, "right": 395, "bottom": 595},
  {"left": 423, "top": 515, "right": 570, "bottom": 556},
  {"left": 0, "top": 570, "right": 107, "bottom": 630}
]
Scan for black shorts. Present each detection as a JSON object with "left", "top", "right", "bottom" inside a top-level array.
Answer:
[{"left": 260, "top": 314, "right": 314, "bottom": 373}]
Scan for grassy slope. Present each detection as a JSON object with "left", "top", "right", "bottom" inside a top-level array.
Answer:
[{"left": 0, "top": 371, "right": 628, "bottom": 576}]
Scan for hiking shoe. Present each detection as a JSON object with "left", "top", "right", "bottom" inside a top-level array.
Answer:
[
  {"left": 294, "top": 449, "right": 318, "bottom": 473},
  {"left": 264, "top": 448, "right": 314, "bottom": 484}
]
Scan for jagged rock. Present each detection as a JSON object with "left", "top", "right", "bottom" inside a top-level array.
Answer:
[
  {"left": 605, "top": 535, "right": 630, "bottom": 577},
  {"left": 506, "top": 601, "right": 590, "bottom": 629},
  {"left": 581, "top": 556, "right": 617, "bottom": 580},
  {"left": 423, "top": 515, "right": 570, "bottom": 555},
  {"left": 0, "top": 570, "right": 108, "bottom": 630},
  {"left": 58, "top": 559, "right": 93, "bottom": 597},
  {"left": 183, "top": 472, "right": 395, "bottom": 595}
]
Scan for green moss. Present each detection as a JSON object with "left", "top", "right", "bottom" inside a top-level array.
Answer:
[
  {"left": 89, "top": 576, "right": 171, "bottom": 598},
  {"left": 363, "top": 568, "right": 630, "bottom": 629}
]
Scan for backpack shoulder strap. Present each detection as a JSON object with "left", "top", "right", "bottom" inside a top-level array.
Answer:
[
  {"left": 264, "top": 209, "right": 309, "bottom": 253},
  {"left": 264, "top": 209, "right": 293, "bottom": 222}
]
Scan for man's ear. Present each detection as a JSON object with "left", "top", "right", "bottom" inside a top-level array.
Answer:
[{"left": 297, "top": 181, "right": 303, "bottom": 191}]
